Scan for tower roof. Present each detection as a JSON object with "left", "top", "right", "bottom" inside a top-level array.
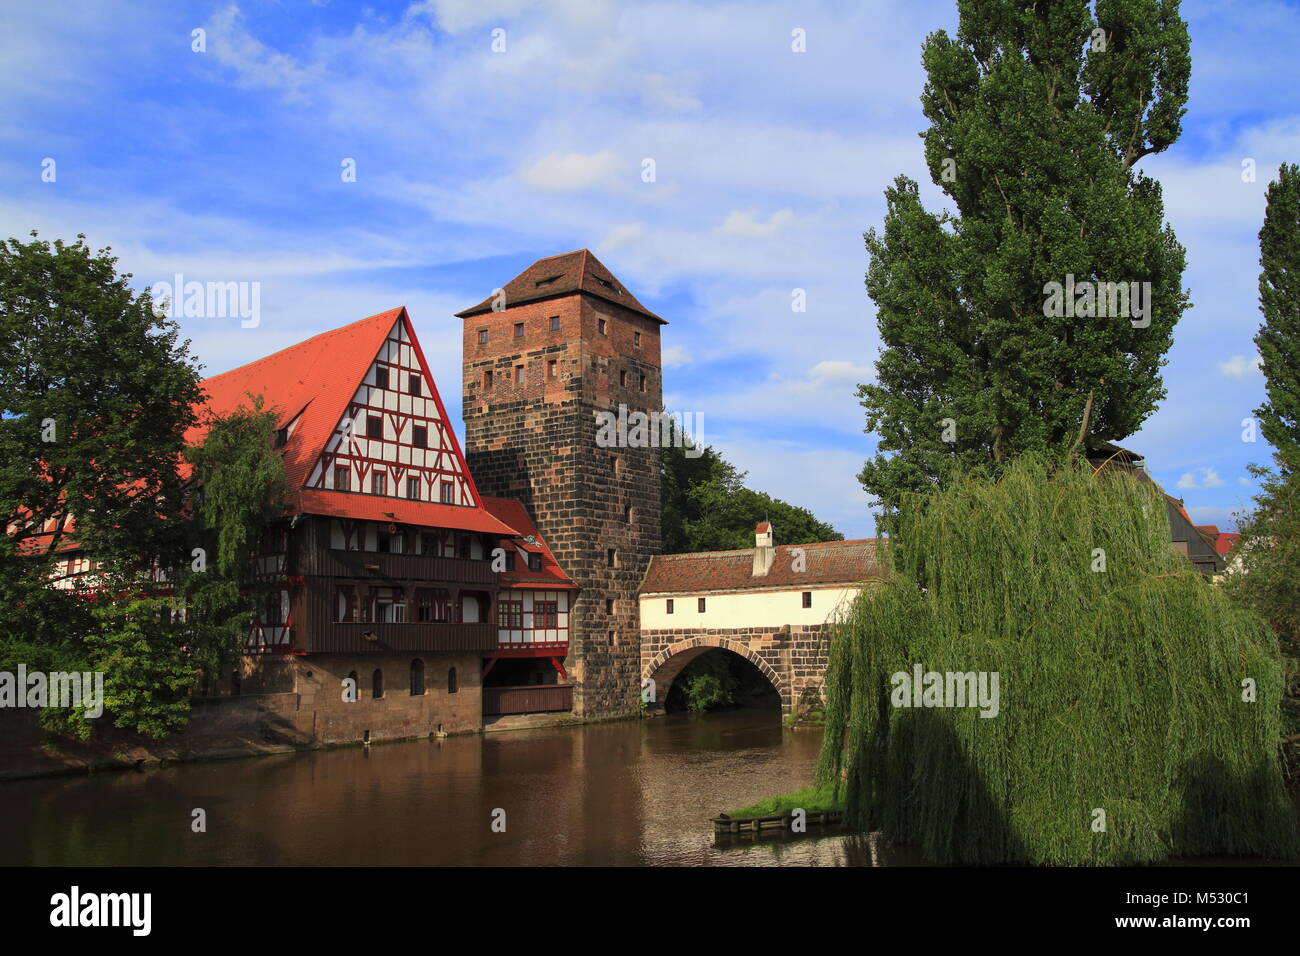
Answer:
[{"left": 454, "top": 249, "right": 666, "bottom": 323}]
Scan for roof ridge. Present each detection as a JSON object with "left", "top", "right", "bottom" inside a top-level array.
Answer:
[{"left": 201, "top": 307, "right": 402, "bottom": 384}]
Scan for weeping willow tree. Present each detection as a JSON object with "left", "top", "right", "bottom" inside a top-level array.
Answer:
[{"left": 817, "top": 456, "right": 1297, "bottom": 864}]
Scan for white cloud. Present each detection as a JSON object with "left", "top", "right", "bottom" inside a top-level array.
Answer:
[
  {"left": 716, "top": 208, "right": 795, "bottom": 238},
  {"left": 1219, "top": 354, "right": 1262, "bottom": 377},
  {"left": 662, "top": 344, "right": 692, "bottom": 368},
  {"left": 600, "top": 222, "right": 645, "bottom": 250},
  {"left": 1177, "top": 467, "right": 1226, "bottom": 490},
  {"left": 518, "top": 150, "right": 622, "bottom": 191}
]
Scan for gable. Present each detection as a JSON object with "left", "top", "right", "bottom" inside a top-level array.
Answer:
[{"left": 306, "top": 315, "right": 480, "bottom": 509}]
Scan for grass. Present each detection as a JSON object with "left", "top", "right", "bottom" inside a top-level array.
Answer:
[{"left": 725, "top": 784, "right": 842, "bottom": 819}]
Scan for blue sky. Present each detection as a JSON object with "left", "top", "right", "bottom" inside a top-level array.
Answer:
[{"left": 2, "top": 0, "right": 1297, "bottom": 539}]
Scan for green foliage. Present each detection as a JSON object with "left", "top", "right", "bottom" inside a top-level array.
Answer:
[
  {"left": 1255, "top": 163, "right": 1300, "bottom": 473},
  {"left": 684, "top": 674, "right": 728, "bottom": 714},
  {"left": 858, "top": 0, "right": 1192, "bottom": 515},
  {"left": 0, "top": 232, "right": 201, "bottom": 643},
  {"left": 817, "top": 456, "right": 1296, "bottom": 864},
  {"left": 661, "top": 444, "right": 841, "bottom": 553},
  {"left": 728, "top": 785, "right": 842, "bottom": 819}
]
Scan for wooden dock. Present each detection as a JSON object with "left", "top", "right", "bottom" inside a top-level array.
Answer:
[{"left": 711, "top": 809, "right": 843, "bottom": 834}]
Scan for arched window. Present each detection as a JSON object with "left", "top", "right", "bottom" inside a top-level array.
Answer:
[
  {"left": 346, "top": 670, "right": 358, "bottom": 703},
  {"left": 372, "top": 669, "right": 384, "bottom": 700},
  {"left": 447, "top": 667, "right": 458, "bottom": 695},
  {"left": 410, "top": 659, "right": 425, "bottom": 696}
]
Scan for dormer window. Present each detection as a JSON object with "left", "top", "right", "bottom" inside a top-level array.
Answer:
[
  {"left": 528, "top": 552, "right": 541, "bottom": 572},
  {"left": 535, "top": 274, "right": 562, "bottom": 287},
  {"left": 595, "top": 277, "right": 617, "bottom": 293},
  {"left": 273, "top": 427, "right": 288, "bottom": 448}
]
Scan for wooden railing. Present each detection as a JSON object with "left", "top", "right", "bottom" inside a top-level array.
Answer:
[
  {"left": 308, "top": 621, "right": 498, "bottom": 654},
  {"left": 483, "top": 684, "right": 573, "bottom": 715}
]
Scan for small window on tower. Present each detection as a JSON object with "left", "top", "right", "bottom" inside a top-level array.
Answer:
[
  {"left": 547, "top": 359, "right": 557, "bottom": 379},
  {"left": 407, "top": 477, "right": 420, "bottom": 499},
  {"left": 605, "top": 598, "right": 613, "bottom": 614},
  {"left": 372, "top": 473, "right": 387, "bottom": 496},
  {"left": 549, "top": 315, "right": 560, "bottom": 331},
  {"left": 478, "top": 328, "right": 488, "bottom": 345},
  {"left": 334, "top": 466, "right": 350, "bottom": 491},
  {"left": 409, "top": 374, "right": 421, "bottom": 396},
  {"left": 514, "top": 322, "right": 524, "bottom": 338},
  {"left": 483, "top": 370, "right": 493, "bottom": 390},
  {"left": 412, "top": 425, "right": 428, "bottom": 448},
  {"left": 607, "top": 548, "right": 616, "bottom": 568},
  {"left": 597, "top": 318, "right": 607, "bottom": 335},
  {"left": 366, "top": 415, "right": 383, "bottom": 439},
  {"left": 634, "top": 331, "right": 642, "bottom": 347},
  {"left": 639, "top": 374, "right": 646, "bottom": 393},
  {"left": 515, "top": 365, "right": 524, "bottom": 385},
  {"left": 375, "top": 367, "right": 389, "bottom": 390},
  {"left": 619, "top": 370, "right": 627, "bottom": 387}
]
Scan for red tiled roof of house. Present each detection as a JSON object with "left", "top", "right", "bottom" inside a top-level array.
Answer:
[
  {"left": 480, "top": 496, "right": 576, "bottom": 589},
  {"left": 454, "top": 249, "right": 666, "bottom": 323},
  {"left": 297, "top": 489, "right": 517, "bottom": 537},
  {"left": 639, "top": 539, "right": 884, "bottom": 594}
]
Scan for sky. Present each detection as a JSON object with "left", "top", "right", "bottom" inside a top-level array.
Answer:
[{"left": 2, "top": 0, "right": 1297, "bottom": 539}]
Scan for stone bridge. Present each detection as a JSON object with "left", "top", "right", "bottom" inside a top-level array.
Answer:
[{"left": 639, "top": 625, "right": 833, "bottom": 717}]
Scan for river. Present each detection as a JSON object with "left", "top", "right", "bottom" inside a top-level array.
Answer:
[{"left": 0, "top": 709, "right": 902, "bottom": 866}]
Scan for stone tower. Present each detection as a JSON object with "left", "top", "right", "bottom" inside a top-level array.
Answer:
[{"left": 456, "top": 250, "right": 664, "bottom": 717}]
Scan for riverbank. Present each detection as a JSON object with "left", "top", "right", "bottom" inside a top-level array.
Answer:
[{"left": 0, "top": 698, "right": 647, "bottom": 784}]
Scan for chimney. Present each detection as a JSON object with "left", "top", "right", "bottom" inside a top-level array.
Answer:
[{"left": 752, "top": 521, "right": 774, "bottom": 577}]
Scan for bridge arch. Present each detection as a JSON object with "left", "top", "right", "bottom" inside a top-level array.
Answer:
[{"left": 642, "top": 636, "right": 790, "bottom": 715}]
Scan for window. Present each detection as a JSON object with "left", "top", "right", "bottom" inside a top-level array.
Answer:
[
  {"left": 441, "top": 480, "right": 455, "bottom": 504},
  {"left": 478, "top": 329, "right": 488, "bottom": 345},
  {"left": 619, "top": 370, "right": 627, "bottom": 387},
  {"left": 607, "top": 548, "right": 616, "bottom": 568},
  {"left": 514, "top": 364, "right": 524, "bottom": 385},
  {"left": 634, "top": 331, "right": 642, "bottom": 347},
  {"left": 407, "top": 477, "right": 420, "bottom": 499},
  {"left": 378, "top": 528, "right": 404, "bottom": 554},
  {"left": 597, "top": 318, "right": 607, "bottom": 335},
  {"left": 514, "top": 322, "right": 524, "bottom": 338},
  {"left": 448, "top": 668, "right": 458, "bottom": 694},
  {"left": 334, "top": 465, "right": 350, "bottom": 491},
  {"left": 372, "top": 669, "right": 384, "bottom": 700},
  {"left": 375, "top": 367, "right": 389, "bottom": 390},
  {"left": 605, "top": 598, "right": 613, "bottom": 614},
  {"left": 483, "top": 370, "right": 493, "bottom": 390},
  {"left": 623, "top": 504, "right": 632, "bottom": 521},
  {"left": 698, "top": 597, "right": 706, "bottom": 613},
  {"left": 372, "top": 473, "right": 387, "bottom": 496},
  {"left": 528, "top": 552, "right": 541, "bottom": 572},
  {"left": 666, "top": 599, "right": 674, "bottom": 614},
  {"left": 274, "top": 427, "right": 287, "bottom": 448},
  {"left": 639, "top": 374, "right": 646, "bottom": 393},
  {"left": 415, "top": 587, "right": 450, "bottom": 623},
  {"left": 498, "top": 600, "right": 523, "bottom": 628},
  {"left": 802, "top": 591, "right": 812, "bottom": 608},
  {"left": 412, "top": 425, "right": 428, "bottom": 448},
  {"left": 409, "top": 374, "right": 421, "bottom": 396},
  {"left": 547, "top": 359, "right": 557, "bottom": 379},
  {"left": 535, "top": 601, "right": 558, "bottom": 628},
  {"left": 374, "top": 587, "right": 405, "bottom": 623},
  {"left": 366, "top": 415, "right": 383, "bottom": 439},
  {"left": 410, "top": 659, "right": 425, "bottom": 696},
  {"left": 549, "top": 315, "right": 560, "bottom": 331}
]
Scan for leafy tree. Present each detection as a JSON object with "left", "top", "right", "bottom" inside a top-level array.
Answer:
[
  {"left": 1254, "top": 163, "right": 1300, "bottom": 473},
  {"left": 857, "top": 0, "right": 1192, "bottom": 517},
  {"left": 660, "top": 444, "right": 842, "bottom": 552},
  {"left": 0, "top": 232, "right": 201, "bottom": 644}
]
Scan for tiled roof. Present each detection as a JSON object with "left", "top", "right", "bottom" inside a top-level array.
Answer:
[
  {"left": 480, "top": 496, "right": 576, "bottom": 589},
  {"left": 639, "top": 539, "right": 884, "bottom": 595},
  {"left": 297, "top": 489, "right": 517, "bottom": 537},
  {"left": 454, "top": 249, "right": 665, "bottom": 323}
]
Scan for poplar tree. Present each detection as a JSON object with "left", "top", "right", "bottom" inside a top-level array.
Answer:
[
  {"left": 1254, "top": 163, "right": 1300, "bottom": 473},
  {"left": 858, "top": 0, "right": 1192, "bottom": 514}
]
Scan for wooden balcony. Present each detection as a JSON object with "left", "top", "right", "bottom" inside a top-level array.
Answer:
[
  {"left": 308, "top": 621, "right": 498, "bottom": 655},
  {"left": 483, "top": 684, "right": 573, "bottom": 715},
  {"left": 301, "top": 548, "right": 497, "bottom": 585}
]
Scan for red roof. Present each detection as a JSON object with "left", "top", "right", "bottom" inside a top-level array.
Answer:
[
  {"left": 480, "top": 497, "right": 576, "bottom": 589},
  {"left": 297, "top": 489, "right": 517, "bottom": 537},
  {"left": 640, "top": 539, "right": 883, "bottom": 594}
]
